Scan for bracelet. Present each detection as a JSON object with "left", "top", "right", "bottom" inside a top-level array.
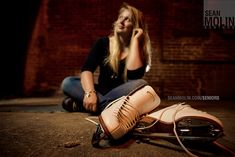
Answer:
[{"left": 84, "top": 90, "right": 96, "bottom": 98}]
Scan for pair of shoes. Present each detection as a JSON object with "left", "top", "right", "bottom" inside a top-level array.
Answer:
[
  {"left": 92, "top": 88, "right": 224, "bottom": 156},
  {"left": 62, "top": 97, "right": 79, "bottom": 112}
]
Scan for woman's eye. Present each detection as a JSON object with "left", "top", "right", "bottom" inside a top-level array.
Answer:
[
  {"left": 117, "top": 15, "right": 132, "bottom": 23},
  {"left": 126, "top": 18, "right": 131, "bottom": 22},
  {"left": 118, "top": 16, "right": 123, "bottom": 20}
]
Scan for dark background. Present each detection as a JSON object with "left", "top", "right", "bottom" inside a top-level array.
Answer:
[{"left": 2, "top": 0, "right": 41, "bottom": 97}]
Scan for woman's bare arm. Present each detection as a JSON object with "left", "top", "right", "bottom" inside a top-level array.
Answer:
[
  {"left": 126, "top": 28, "right": 144, "bottom": 70},
  {"left": 81, "top": 71, "right": 97, "bottom": 112}
]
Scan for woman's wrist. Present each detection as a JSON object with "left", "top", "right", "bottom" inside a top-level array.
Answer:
[{"left": 84, "top": 90, "right": 96, "bottom": 98}]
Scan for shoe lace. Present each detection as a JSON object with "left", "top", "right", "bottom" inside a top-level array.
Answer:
[
  {"left": 136, "top": 102, "right": 200, "bottom": 157},
  {"left": 116, "top": 96, "right": 140, "bottom": 131},
  {"left": 172, "top": 103, "right": 199, "bottom": 157}
]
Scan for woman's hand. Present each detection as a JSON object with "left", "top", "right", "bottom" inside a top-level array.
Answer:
[
  {"left": 83, "top": 92, "right": 97, "bottom": 112},
  {"left": 132, "top": 28, "right": 144, "bottom": 41}
]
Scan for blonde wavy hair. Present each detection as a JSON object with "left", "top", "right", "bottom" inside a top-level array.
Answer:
[{"left": 106, "top": 3, "right": 152, "bottom": 80}]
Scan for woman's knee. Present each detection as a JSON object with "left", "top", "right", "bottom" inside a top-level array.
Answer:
[
  {"left": 138, "top": 79, "right": 148, "bottom": 85},
  {"left": 61, "top": 76, "right": 81, "bottom": 91},
  {"left": 61, "top": 76, "right": 73, "bottom": 90},
  {"left": 128, "top": 79, "right": 148, "bottom": 87}
]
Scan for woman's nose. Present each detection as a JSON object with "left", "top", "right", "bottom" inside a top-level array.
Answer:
[
  {"left": 118, "top": 19, "right": 124, "bottom": 25},
  {"left": 118, "top": 18, "right": 125, "bottom": 24}
]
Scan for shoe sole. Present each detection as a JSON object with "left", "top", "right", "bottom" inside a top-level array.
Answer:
[{"left": 134, "top": 116, "right": 224, "bottom": 143}]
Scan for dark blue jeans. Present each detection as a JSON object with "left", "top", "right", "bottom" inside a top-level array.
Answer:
[{"left": 61, "top": 76, "right": 148, "bottom": 112}]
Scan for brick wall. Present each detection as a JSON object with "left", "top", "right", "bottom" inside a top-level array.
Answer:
[{"left": 24, "top": 0, "right": 235, "bottom": 99}]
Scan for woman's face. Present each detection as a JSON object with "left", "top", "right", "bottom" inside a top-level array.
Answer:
[{"left": 115, "top": 9, "right": 133, "bottom": 36}]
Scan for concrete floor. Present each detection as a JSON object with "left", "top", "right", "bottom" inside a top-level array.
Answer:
[{"left": 0, "top": 97, "right": 234, "bottom": 157}]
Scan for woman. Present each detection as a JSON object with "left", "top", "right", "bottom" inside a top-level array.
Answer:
[{"left": 61, "top": 3, "right": 152, "bottom": 113}]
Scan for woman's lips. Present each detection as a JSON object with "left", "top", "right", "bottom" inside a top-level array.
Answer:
[{"left": 117, "top": 25, "right": 124, "bottom": 29}]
